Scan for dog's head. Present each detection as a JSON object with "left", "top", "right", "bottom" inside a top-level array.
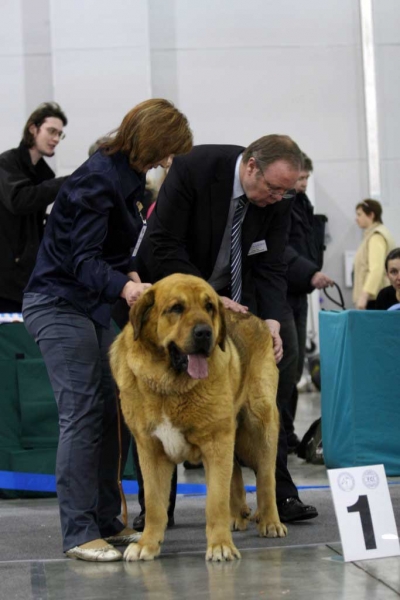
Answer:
[{"left": 130, "top": 274, "right": 227, "bottom": 380}]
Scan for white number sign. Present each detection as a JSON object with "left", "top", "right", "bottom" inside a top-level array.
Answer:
[{"left": 328, "top": 464, "right": 400, "bottom": 562}]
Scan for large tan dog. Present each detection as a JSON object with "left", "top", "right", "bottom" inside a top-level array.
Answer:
[{"left": 109, "top": 273, "right": 287, "bottom": 562}]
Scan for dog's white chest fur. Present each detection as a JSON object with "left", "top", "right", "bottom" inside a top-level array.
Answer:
[{"left": 152, "top": 415, "right": 190, "bottom": 462}]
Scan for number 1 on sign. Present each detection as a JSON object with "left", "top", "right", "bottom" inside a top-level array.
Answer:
[{"left": 347, "top": 495, "right": 377, "bottom": 550}]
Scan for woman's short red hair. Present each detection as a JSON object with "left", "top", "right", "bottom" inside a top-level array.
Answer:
[{"left": 100, "top": 99, "right": 193, "bottom": 172}]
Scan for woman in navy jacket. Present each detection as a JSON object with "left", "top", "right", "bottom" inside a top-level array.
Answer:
[{"left": 22, "top": 99, "right": 192, "bottom": 562}]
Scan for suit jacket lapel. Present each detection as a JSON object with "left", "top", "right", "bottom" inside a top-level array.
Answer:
[{"left": 209, "top": 164, "right": 237, "bottom": 268}]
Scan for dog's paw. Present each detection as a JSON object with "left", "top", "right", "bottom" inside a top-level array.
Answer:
[
  {"left": 231, "top": 504, "right": 251, "bottom": 530},
  {"left": 123, "top": 541, "right": 161, "bottom": 562},
  {"left": 230, "top": 515, "right": 249, "bottom": 531},
  {"left": 250, "top": 509, "right": 259, "bottom": 522},
  {"left": 257, "top": 520, "right": 287, "bottom": 538},
  {"left": 206, "top": 542, "right": 241, "bottom": 562}
]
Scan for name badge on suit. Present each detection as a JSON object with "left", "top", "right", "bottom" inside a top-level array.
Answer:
[{"left": 248, "top": 240, "right": 267, "bottom": 256}]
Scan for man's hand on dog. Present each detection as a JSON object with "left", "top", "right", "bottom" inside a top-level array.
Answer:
[
  {"left": 265, "top": 319, "right": 283, "bottom": 364},
  {"left": 220, "top": 298, "right": 283, "bottom": 364},
  {"left": 220, "top": 296, "right": 248, "bottom": 313}
]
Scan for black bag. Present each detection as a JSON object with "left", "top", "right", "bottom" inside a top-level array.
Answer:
[{"left": 297, "top": 417, "right": 324, "bottom": 465}]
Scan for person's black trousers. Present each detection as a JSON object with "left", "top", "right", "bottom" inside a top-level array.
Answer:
[
  {"left": 277, "top": 315, "right": 299, "bottom": 438},
  {"left": 278, "top": 294, "right": 309, "bottom": 438}
]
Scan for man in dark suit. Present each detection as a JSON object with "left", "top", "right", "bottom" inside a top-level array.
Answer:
[{"left": 134, "top": 134, "right": 318, "bottom": 527}]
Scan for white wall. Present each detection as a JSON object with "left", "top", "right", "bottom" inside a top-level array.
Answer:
[
  {"left": 1, "top": 0, "right": 399, "bottom": 308},
  {"left": 0, "top": 0, "right": 26, "bottom": 150},
  {"left": 374, "top": 0, "right": 400, "bottom": 233},
  {"left": 50, "top": 0, "right": 152, "bottom": 174}
]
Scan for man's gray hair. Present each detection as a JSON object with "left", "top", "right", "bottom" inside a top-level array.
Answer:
[{"left": 242, "top": 134, "right": 302, "bottom": 170}]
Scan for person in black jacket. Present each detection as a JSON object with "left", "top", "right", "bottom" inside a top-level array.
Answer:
[
  {"left": 278, "top": 153, "right": 333, "bottom": 452},
  {"left": 0, "top": 102, "right": 68, "bottom": 312}
]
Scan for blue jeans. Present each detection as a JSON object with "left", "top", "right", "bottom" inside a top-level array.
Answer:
[{"left": 22, "top": 293, "right": 126, "bottom": 551}]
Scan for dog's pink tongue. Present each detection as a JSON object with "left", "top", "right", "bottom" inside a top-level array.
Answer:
[{"left": 187, "top": 354, "right": 209, "bottom": 379}]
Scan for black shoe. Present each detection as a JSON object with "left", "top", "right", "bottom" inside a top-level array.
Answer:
[
  {"left": 287, "top": 433, "right": 300, "bottom": 455},
  {"left": 132, "top": 513, "right": 175, "bottom": 532},
  {"left": 183, "top": 460, "right": 204, "bottom": 469},
  {"left": 278, "top": 497, "right": 318, "bottom": 523}
]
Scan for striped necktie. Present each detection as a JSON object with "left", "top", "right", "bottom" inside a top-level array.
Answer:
[{"left": 230, "top": 195, "right": 247, "bottom": 303}]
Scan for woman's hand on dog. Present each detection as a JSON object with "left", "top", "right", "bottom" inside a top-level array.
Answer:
[{"left": 121, "top": 280, "right": 152, "bottom": 306}]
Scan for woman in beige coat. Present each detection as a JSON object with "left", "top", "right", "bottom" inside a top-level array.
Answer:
[{"left": 353, "top": 199, "right": 396, "bottom": 309}]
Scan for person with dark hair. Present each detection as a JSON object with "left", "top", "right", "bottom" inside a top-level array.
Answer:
[
  {"left": 22, "top": 98, "right": 193, "bottom": 562},
  {"left": 278, "top": 152, "right": 333, "bottom": 453},
  {"left": 353, "top": 199, "right": 395, "bottom": 309},
  {"left": 375, "top": 248, "right": 400, "bottom": 310},
  {"left": 0, "top": 102, "right": 68, "bottom": 312},
  {"left": 134, "top": 134, "right": 319, "bottom": 529}
]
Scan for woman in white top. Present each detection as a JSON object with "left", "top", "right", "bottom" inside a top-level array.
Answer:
[{"left": 353, "top": 199, "right": 396, "bottom": 309}]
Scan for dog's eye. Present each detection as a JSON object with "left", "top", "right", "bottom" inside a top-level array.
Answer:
[
  {"left": 169, "top": 303, "right": 184, "bottom": 314},
  {"left": 205, "top": 302, "right": 214, "bottom": 312}
]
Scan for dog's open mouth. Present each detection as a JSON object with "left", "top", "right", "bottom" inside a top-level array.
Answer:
[{"left": 168, "top": 342, "right": 209, "bottom": 379}]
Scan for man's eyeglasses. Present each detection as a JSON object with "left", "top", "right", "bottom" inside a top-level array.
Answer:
[
  {"left": 44, "top": 126, "right": 66, "bottom": 141},
  {"left": 256, "top": 162, "right": 294, "bottom": 199}
]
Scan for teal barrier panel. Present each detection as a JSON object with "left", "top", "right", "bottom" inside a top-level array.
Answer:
[
  {"left": 0, "top": 322, "right": 136, "bottom": 497},
  {"left": 319, "top": 310, "right": 400, "bottom": 475}
]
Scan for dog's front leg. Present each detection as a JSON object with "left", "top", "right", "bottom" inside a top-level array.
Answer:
[
  {"left": 202, "top": 432, "right": 241, "bottom": 562},
  {"left": 124, "top": 440, "right": 174, "bottom": 561}
]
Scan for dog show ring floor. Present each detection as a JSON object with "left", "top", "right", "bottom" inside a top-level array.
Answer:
[{"left": 1, "top": 391, "right": 399, "bottom": 599}]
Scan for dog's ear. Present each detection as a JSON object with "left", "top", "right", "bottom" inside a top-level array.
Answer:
[
  {"left": 130, "top": 288, "right": 155, "bottom": 340},
  {"left": 217, "top": 298, "right": 227, "bottom": 352}
]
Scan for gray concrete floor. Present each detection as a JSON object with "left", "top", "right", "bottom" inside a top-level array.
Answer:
[{"left": 1, "top": 390, "right": 399, "bottom": 599}]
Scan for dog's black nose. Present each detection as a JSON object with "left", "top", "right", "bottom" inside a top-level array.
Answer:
[
  {"left": 193, "top": 324, "right": 212, "bottom": 341},
  {"left": 192, "top": 324, "right": 213, "bottom": 354}
]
